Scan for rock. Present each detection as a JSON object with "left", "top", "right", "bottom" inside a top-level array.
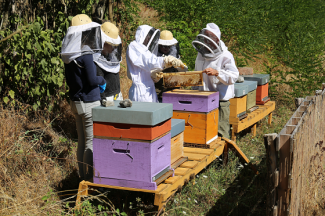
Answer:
[
  {"left": 119, "top": 99, "right": 132, "bottom": 108},
  {"left": 236, "top": 76, "right": 245, "bottom": 83}
]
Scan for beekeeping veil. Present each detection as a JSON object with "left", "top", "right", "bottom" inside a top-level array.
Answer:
[
  {"left": 192, "top": 23, "right": 225, "bottom": 61},
  {"left": 157, "top": 30, "right": 180, "bottom": 58},
  {"left": 93, "top": 22, "right": 122, "bottom": 73},
  {"left": 134, "top": 25, "right": 160, "bottom": 54},
  {"left": 61, "top": 14, "right": 102, "bottom": 64}
]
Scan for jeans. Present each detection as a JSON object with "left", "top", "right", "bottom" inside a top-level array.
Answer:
[{"left": 70, "top": 100, "right": 100, "bottom": 181}]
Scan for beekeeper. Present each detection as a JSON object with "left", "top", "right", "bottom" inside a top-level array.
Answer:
[
  {"left": 192, "top": 23, "right": 239, "bottom": 139},
  {"left": 61, "top": 14, "right": 106, "bottom": 181},
  {"left": 154, "top": 30, "right": 187, "bottom": 101},
  {"left": 94, "top": 22, "right": 123, "bottom": 103},
  {"left": 126, "top": 25, "right": 185, "bottom": 102}
]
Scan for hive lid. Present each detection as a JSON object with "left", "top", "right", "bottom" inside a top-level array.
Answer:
[
  {"left": 235, "top": 80, "right": 258, "bottom": 92},
  {"left": 234, "top": 83, "right": 249, "bottom": 97},
  {"left": 243, "top": 74, "right": 270, "bottom": 85},
  {"left": 171, "top": 119, "right": 185, "bottom": 137},
  {"left": 92, "top": 100, "right": 173, "bottom": 126}
]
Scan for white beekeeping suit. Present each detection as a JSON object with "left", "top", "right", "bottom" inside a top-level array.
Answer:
[
  {"left": 193, "top": 23, "right": 239, "bottom": 101},
  {"left": 126, "top": 25, "right": 184, "bottom": 102}
]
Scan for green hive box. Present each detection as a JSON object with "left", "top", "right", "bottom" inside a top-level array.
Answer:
[
  {"left": 246, "top": 90, "right": 257, "bottom": 110},
  {"left": 92, "top": 101, "right": 173, "bottom": 126}
]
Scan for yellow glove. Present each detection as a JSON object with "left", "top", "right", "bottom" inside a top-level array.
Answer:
[
  {"left": 164, "top": 55, "right": 185, "bottom": 69},
  {"left": 150, "top": 68, "right": 164, "bottom": 83}
]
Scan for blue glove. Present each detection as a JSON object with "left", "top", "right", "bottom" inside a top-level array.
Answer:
[{"left": 99, "top": 83, "right": 106, "bottom": 93}]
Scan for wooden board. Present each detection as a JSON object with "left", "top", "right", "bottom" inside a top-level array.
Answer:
[{"left": 171, "top": 132, "right": 184, "bottom": 164}]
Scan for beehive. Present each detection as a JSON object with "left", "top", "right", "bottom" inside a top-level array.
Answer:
[
  {"left": 171, "top": 119, "right": 185, "bottom": 164},
  {"left": 172, "top": 108, "right": 219, "bottom": 145},
  {"left": 92, "top": 101, "right": 173, "bottom": 190},
  {"left": 162, "top": 89, "right": 219, "bottom": 113}
]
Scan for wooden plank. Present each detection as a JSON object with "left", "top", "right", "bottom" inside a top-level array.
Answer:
[
  {"left": 183, "top": 147, "right": 214, "bottom": 155},
  {"left": 174, "top": 167, "right": 190, "bottom": 176},
  {"left": 184, "top": 153, "right": 206, "bottom": 161},
  {"left": 155, "top": 170, "right": 174, "bottom": 185},
  {"left": 180, "top": 161, "right": 199, "bottom": 169},
  {"left": 264, "top": 133, "right": 277, "bottom": 216},
  {"left": 164, "top": 176, "right": 181, "bottom": 184},
  {"left": 230, "top": 101, "right": 275, "bottom": 132},
  {"left": 286, "top": 125, "right": 296, "bottom": 135},
  {"left": 171, "top": 157, "right": 188, "bottom": 170}
]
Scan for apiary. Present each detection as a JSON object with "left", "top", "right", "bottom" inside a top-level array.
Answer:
[
  {"left": 92, "top": 101, "right": 173, "bottom": 190},
  {"left": 235, "top": 81, "right": 258, "bottom": 110}
]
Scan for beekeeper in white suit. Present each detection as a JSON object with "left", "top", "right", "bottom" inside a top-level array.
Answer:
[
  {"left": 126, "top": 25, "right": 185, "bottom": 102},
  {"left": 192, "top": 23, "right": 239, "bottom": 139}
]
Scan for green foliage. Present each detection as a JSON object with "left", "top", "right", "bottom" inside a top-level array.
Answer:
[
  {"left": 144, "top": 0, "right": 325, "bottom": 98},
  {"left": 0, "top": 13, "right": 69, "bottom": 111}
]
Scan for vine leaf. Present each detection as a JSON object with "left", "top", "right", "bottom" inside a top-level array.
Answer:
[
  {"left": 9, "top": 90, "right": 15, "bottom": 99},
  {"left": 3, "top": 97, "right": 9, "bottom": 104}
]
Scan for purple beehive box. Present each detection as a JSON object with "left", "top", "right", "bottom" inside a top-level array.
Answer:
[
  {"left": 93, "top": 133, "right": 171, "bottom": 190},
  {"left": 162, "top": 89, "right": 219, "bottom": 113}
]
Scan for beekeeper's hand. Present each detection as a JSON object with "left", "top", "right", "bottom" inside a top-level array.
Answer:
[
  {"left": 164, "top": 55, "right": 185, "bottom": 69},
  {"left": 150, "top": 68, "right": 164, "bottom": 83}
]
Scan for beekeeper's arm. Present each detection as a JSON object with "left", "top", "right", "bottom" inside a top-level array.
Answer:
[{"left": 203, "top": 56, "right": 239, "bottom": 85}]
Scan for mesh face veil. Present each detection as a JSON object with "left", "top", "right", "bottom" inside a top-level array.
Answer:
[
  {"left": 144, "top": 28, "right": 160, "bottom": 53},
  {"left": 61, "top": 26, "right": 102, "bottom": 55},
  {"left": 192, "top": 29, "right": 223, "bottom": 59},
  {"left": 99, "top": 42, "right": 122, "bottom": 65},
  {"left": 157, "top": 43, "right": 180, "bottom": 58}
]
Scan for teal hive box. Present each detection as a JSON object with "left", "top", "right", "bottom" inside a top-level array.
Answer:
[
  {"left": 171, "top": 119, "right": 185, "bottom": 138},
  {"left": 235, "top": 81, "right": 258, "bottom": 92},
  {"left": 234, "top": 83, "right": 249, "bottom": 97},
  {"left": 243, "top": 74, "right": 270, "bottom": 85},
  {"left": 92, "top": 101, "right": 173, "bottom": 126}
]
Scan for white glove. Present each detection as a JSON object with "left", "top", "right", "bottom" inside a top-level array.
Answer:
[
  {"left": 164, "top": 55, "right": 185, "bottom": 69},
  {"left": 150, "top": 68, "right": 164, "bottom": 83}
]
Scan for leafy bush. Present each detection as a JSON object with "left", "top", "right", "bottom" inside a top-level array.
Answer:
[{"left": 144, "top": 0, "right": 325, "bottom": 98}]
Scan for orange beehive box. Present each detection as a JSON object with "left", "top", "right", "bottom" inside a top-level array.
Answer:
[
  {"left": 93, "top": 119, "right": 171, "bottom": 141},
  {"left": 171, "top": 132, "right": 184, "bottom": 164},
  {"left": 229, "top": 95, "right": 247, "bottom": 122},
  {"left": 256, "top": 83, "right": 269, "bottom": 103},
  {"left": 172, "top": 108, "right": 219, "bottom": 145}
]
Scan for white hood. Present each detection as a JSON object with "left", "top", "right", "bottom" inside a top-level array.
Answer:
[{"left": 61, "top": 22, "right": 101, "bottom": 64}]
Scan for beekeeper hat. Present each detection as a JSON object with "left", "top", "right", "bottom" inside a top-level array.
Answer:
[
  {"left": 158, "top": 30, "right": 178, "bottom": 46},
  {"left": 100, "top": 22, "right": 121, "bottom": 46},
  {"left": 71, "top": 14, "right": 92, "bottom": 26}
]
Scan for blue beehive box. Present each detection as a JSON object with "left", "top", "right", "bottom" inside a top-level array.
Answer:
[{"left": 243, "top": 74, "right": 270, "bottom": 85}]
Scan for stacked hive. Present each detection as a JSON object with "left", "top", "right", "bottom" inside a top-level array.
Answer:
[
  {"left": 92, "top": 101, "right": 173, "bottom": 190},
  {"left": 230, "top": 81, "right": 258, "bottom": 121},
  {"left": 162, "top": 89, "right": 219, "bottom": 146},
  {"left": 242, "top": 74, "right": 270, "bottom": 105}
]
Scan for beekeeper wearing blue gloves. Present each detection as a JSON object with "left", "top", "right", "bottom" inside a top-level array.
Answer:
[
  {"left": 126, "top": 25, "right": 185, "bottom": 102},
  {"left": 192, "top": 23, "right": 239, "bottom": 139},
  {"left": 61, "top": 14, "right": 106, "bottom": 181}
]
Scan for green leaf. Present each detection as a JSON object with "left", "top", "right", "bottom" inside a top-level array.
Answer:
[
  {"left": 3, "top": 97, "right": 9, "bottom": 104},
  {"left": 9, "top": 90, "right": 15, "bottom": 99},
  {"left": 51, "top": 57, "right": 58, "bottom": 65},
  {"left": 33, "top": 22, "right": 41, "bottom": 33}
]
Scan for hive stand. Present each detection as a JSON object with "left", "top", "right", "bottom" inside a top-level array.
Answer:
[
  {"left": 230, "top": 101, "right": 275, "bottom": 142},
  {"left": 75, "top": 137, "right": 255, "bottom": 212}
]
